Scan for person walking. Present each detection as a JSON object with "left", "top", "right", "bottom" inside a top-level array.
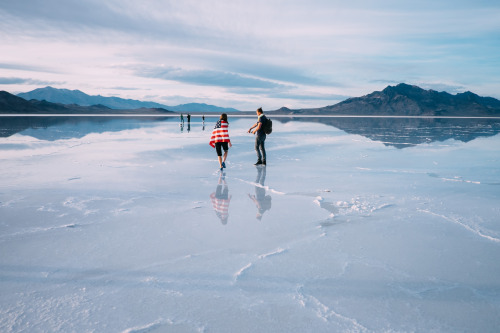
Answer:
[
  {"left": 209, "top": 113, "right": 232, "bottom": 171},
  {"left": 248, "top": 107, "right": 268, "bottom": 165}
]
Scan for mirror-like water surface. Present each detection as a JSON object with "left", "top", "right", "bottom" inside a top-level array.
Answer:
[{"left": 1, "top": 116, "right": 499, "bottom": 332}]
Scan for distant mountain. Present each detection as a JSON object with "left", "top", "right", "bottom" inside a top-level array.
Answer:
[
  {"left": 0, "top": 90, "right": 174, "bottom": 114},
  {"left": 17, "top": 86, "right": 239, "bottom": 112},
  {"left": 274, "top": 83, "right": 500, "bottom": 116}
]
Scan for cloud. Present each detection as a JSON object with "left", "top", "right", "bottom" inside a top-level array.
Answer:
[
  {"left": 0, "top": 77, "right": 64, "bottom": 86},
  {"left": 0, "top": 62, "right": 58, "bottom": 74},
  {"left": 134, "top": 65, "right": 290, "bottom": 90},
  {"left": 270, "top": 92, "right": 351, "bottom": 101}
]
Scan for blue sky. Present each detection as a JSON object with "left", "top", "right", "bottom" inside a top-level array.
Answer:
[{"left": 1, "top": 0, "right": 499, "bottom": 110}]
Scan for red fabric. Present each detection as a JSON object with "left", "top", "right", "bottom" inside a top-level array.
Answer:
[
  {"left": 209, "top": 120, "right": 231, "bottom": 148},
  {"left": 210, "top": 192, "right": 230, "bottom": 221}
]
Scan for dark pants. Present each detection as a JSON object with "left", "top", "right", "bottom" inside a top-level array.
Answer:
[
  {"left": 255, "top": 134, "right": 266, "bottom": 162},
  {"left": 215, "top": 142, "right": 229, "bottom": 156}
]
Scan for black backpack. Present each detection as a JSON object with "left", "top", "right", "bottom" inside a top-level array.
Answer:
[{"left": 263, "top": 117, "right": 272, "bottom": 134}]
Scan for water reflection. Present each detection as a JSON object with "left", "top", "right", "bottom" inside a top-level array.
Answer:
[
  {"left": 210, "top": 173, "right": 231, "bottom": 225},
  {"left": 248, "top": 166, "right": 272, "bottom": 220},
  {"left": 278, "top": 117, "right": 500, "bottom": 148},
  {"left": 2, "top": 116, "right": 500, "bottom": 148},
  {"left": 0, "top": 116, "right": 173, "bottom": 140}
]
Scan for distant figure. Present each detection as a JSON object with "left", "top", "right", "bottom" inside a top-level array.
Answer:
[
  {"left": 210, "top": 174, "right": 231, "bottom": 225},
  {"left": 187, "top": 114, "right": 191, "bottom": 123},
  {"left": 202, "top": 115, "right": 205, "bottom": 123},
  {"left": 180, "top": 113, "right": 184, "bottom": 124},
  {"left": 248, "top": 166, "right": 272, "bottom": 220},
  {"left": 248, "top": 107, "right": 268, "bottom": 165},
  {"left": 209, "top": 113, "right": 232, "bottom": 171}
]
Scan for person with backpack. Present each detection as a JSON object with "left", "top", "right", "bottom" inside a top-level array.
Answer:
[
  {"left": 210, "top": 113, "right": 232, "bottom": 171},
  {"left": 248, "top": 107, "right": 270, "bottom": 165}
]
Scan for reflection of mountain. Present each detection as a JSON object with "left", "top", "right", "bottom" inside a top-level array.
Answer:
[
  {"left": 0, "top": 116, "right": 174, "bottom": 140},
  {"left": 278, "top": 117, "right": 500, "bottom": 148}
]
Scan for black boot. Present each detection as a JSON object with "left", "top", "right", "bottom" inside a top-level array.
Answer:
[{"left": 254, "top": 160, "right": 262, "bottom": 165}]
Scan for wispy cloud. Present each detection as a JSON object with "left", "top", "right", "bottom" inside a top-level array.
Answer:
[
  {"left": 0, "top": 62, "right": 59, "bottom": 74},
  {"left": 0, "top": 77, "right": 64, "bottom": 86},
  {"left": 134, "top": 65, "right": 290, "bottom": 90}
]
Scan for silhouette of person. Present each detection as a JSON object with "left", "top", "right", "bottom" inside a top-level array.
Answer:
[
  {"left": 248, "top": 166, "right": 272, "bottom": 220},
  {"left": 180, "top": 113, "right": 184, "bottom": 124},
  {"left": 210, "top": 174, "right": 231, "bottom": 225},
  {"left": 187, "top": 114, "right": 191, "bottom": 123}
]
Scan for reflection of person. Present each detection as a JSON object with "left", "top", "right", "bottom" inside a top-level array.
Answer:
[
  {"left": 210, "top": 174, "right": 231, "bottom": 225},
  {"left": 209, "top": 113, "right": 232, "bottom": 171},
  {"left": 248, "top": 107, "right": 268, "bottom": 165},
  {"left": 248, "top": 166, "right": 272, "bottom": 220}
]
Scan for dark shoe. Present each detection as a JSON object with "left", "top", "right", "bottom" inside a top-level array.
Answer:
[
  {"left": 262, "top": 160, "right": 266, "bottom": 166},
  {"left": 254, "top": 160, "right": 262, "bottom": 165},
  {"left": 222, "top": 162, "right": 226, "bottom": 168}
]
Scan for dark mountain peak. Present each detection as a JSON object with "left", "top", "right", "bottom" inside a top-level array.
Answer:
[
  {"left": 380, "top": 83, "right": 435, "bottom": 100},
  {"left": 1, "top": 90, "right": 26, "bottom": 103}
]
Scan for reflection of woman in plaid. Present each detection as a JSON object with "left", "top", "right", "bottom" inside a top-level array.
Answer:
[{"left": 210, "top": 175, "right": 231, "bottom": 225}]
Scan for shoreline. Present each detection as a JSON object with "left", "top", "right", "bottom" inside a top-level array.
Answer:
[{"left": 1, "top": 114, "right": 500, "bottom": 119}]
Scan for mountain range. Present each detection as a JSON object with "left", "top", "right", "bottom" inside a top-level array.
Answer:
[
  {"left": 0, "top": 91, "right": 172, "bottom": 114},
  {"left": 2, "top": 83, "right": 500, "bottom": 116},
  {"left": 272, "top": 83, "right": 500, "bottom": 116},
  {"left": 16, "top": 86, "right": 239, "bottom": 113}
]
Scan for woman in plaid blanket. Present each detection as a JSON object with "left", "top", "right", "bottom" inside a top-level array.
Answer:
[{"left": 209, "top": 113, "right": 232, "bottom": 171}]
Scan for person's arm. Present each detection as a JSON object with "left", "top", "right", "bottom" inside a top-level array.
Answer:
[
  {"left": 248, "top": 122, "right": 258, "bottom": 133},
  {"left": 251, "top": 122, "right": 262, "bottom": 134}
]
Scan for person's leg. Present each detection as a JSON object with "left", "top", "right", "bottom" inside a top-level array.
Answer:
[
  {"left": 255, "top": 136, "right": 262, "bottom": 163},
  {"left": 221, "top": 142, "right": 228, "bottom": 168},
  {"left": 260, "top": 136, "right": 266, "bottom": 164},
  {"left": 215, "top": 143, "right": 223, "bottom": 168}
]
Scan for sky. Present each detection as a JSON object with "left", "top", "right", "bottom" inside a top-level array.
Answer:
[{"left": 1, "top": 0, "right": 500, "bottom": 110}]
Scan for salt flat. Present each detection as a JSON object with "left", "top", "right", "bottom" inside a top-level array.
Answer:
[{"left": 1, "top": 116, "right": 499, "bottom": 332}]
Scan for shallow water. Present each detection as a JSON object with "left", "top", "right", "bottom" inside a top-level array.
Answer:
[{"left": 1, "top": 116, "right": 500, "bottom": 332}]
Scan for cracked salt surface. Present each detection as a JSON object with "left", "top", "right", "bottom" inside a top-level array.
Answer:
[{"left": 1, "top": 116, "right": 500, "bottom": 332}]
